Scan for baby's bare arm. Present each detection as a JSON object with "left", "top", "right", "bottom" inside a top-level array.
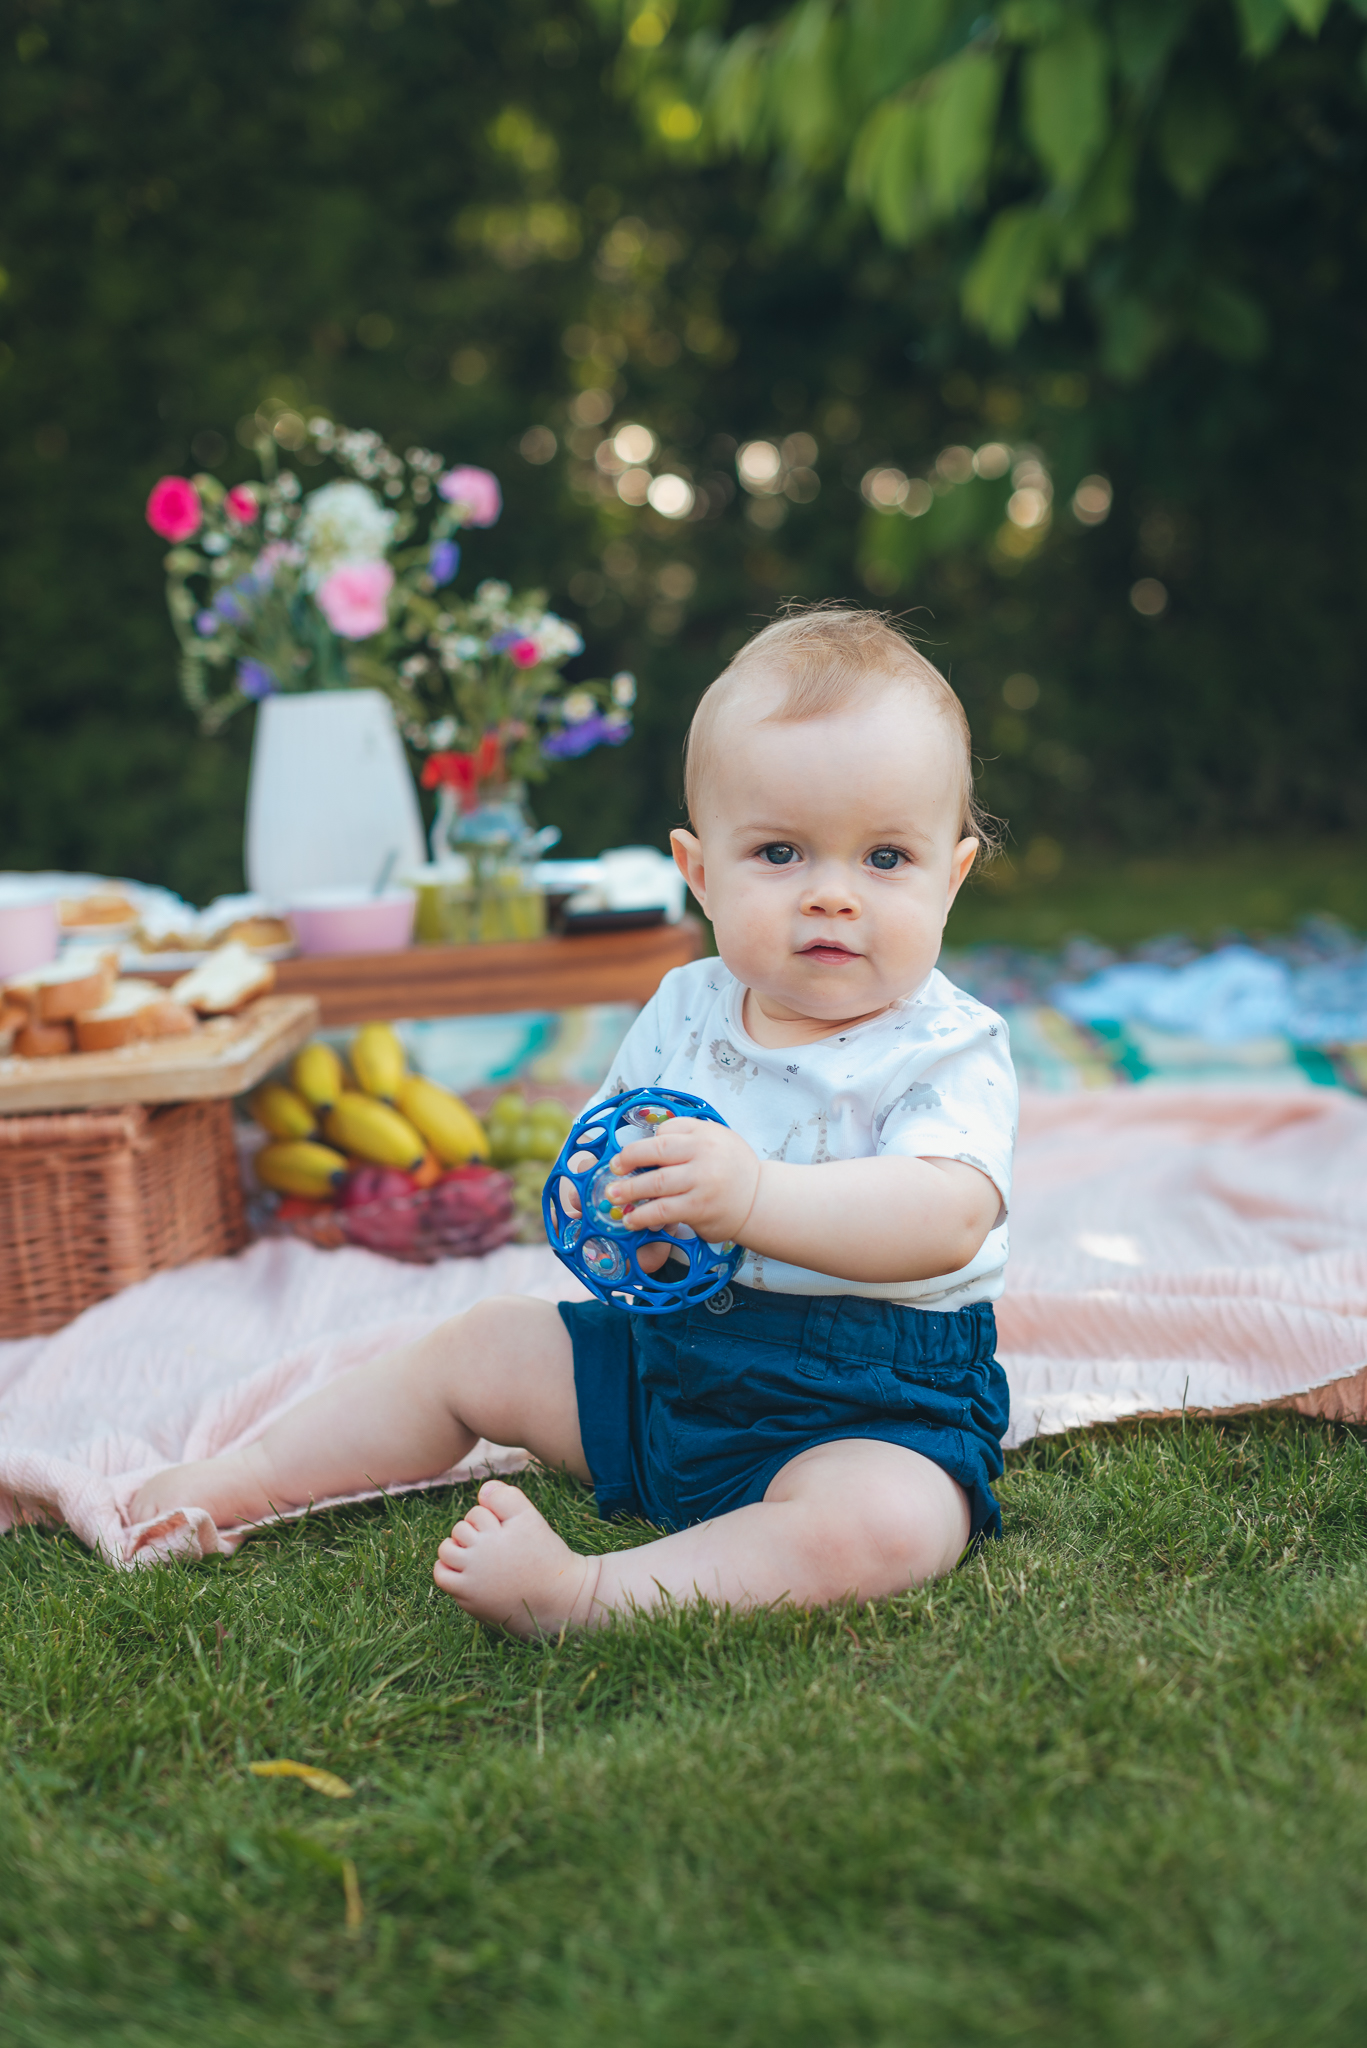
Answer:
[{"left": 608, "top": 1121, "right": 1000, "bottom": 1283}]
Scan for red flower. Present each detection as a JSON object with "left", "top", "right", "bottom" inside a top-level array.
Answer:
[
  {"left": 146, "top": 475, "right": 202, "bottom": 542},
  {"left": 509, "top": 638, "right": 540, "bottom": 668},
  {"left": 224, "top": 485, "right": 258, "bottom": 524},
  {"left": 420, "top": 733, "right": 504, "bottom": 806}
]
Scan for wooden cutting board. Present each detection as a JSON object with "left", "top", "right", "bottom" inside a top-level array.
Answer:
[{"left": 0, "top": 995, "right": 320, "bottom": 1113}]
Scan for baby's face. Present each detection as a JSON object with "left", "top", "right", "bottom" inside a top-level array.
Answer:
[{"left": 672, "top": 678, "right": 978, "bottom": 1031}]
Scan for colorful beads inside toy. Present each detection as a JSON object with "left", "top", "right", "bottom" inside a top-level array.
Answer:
[
  {"left": 580, "top": 1236, "right": 629, "bottom": 1283},
  {"left": 586, "top": 1161, "right": 634, "bottom": 1227}
]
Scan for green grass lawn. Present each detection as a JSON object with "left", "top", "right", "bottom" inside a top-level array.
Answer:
[
  {"left": 947, "top": 834, "right": 1367, "bottom": 950},
  {"left": 5, "top": 1420, "right": 1367, "bottom": 2046}
]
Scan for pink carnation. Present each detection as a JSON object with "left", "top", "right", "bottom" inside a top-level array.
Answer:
[
  {"left": 316, "top": 559, "right": 394, "bottom": 640},
  {"left": 510, "top": 638, "right": 540, "bottom": 668},
  {"left": 225, "top": 485, "right": 258, "bottom": 524},
  {"left": 437, "top": 465, "right": 502, "bottom": 527},
  {"left": 146, "top": 475, "right": 202, "bottom": 542}
]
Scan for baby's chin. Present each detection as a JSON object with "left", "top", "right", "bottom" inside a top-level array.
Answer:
[{"left": 743, "top": 954, "right": 932, "bottom": 1023}]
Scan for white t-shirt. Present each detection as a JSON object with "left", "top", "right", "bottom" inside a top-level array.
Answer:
[{"left": 590, "top": 957, "right": 1017, "bottom": 1310}]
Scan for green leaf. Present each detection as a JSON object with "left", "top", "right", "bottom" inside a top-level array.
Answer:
[
  {"left": 1022, "top": 19, "right": 1111, "bottom": 192},
  {"left": 1191, "top": 277, "right": 1269, "bottom": 359},
  {"left": 1110, "top": 0, "right": 1187, "bottom": 89},
  {"left": 848, "top": 98, "right": 933, "bottom": 244},
  {"left": 1157, "top": 79, "right": 1240, "bottom": 198},
  {"left": 849, "top": 50, "right": 1003, "bottom": 243},
  {"left": 846, "top": 0, "right": 954, "bottom": 98},
  {"left": 1094, "top": 291, "right": 1172, "bottom": 379},
  {"left": 1058, "top": 127, "right": 1137, "bottom": 270},
  {"left": 1281, "top": 0, "right": 1333, "bottom": 31},
  {"left": 998, "top": 0, "right": 1067, "bottom": 44},
  {"left": 962, "top": 204, "right": 1058, "bottom": 343},
  {"left": 707, "top": 26, "right": 771, "bottom": 152},
  {"left": 1231, "top": 0, "right": 1292, "bottom": 56},
  {"left": 925, "top": 51, "right": 1005, "bottom": 214},
  {"left": 770, "top": 0, "right": 845, "bottom": 165}
]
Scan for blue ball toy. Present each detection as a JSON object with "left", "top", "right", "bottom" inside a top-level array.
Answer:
[{"left": 541, "top": 1087, "right": 745, "bottom": 1315}]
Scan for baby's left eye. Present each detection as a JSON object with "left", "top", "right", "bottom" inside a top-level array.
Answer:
[{"left": 868, "top": 847, "right": 905, "bottom": 871}]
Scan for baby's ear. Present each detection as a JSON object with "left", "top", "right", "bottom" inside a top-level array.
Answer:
[
  {"left": 945, "top": 837, "right": 979, "bottom": 910},
  {"left": 670, "top": 828, "right": 707, "bottom": 910}
]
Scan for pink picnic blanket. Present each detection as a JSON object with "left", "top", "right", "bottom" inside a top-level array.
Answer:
[{"left": 1, "top": 1085, "right": 1363, "bottom": 1567}]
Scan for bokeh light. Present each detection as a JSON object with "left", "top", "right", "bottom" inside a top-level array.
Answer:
[
  {"left": 613, "top": 422, "right": 657, "bottom": 465},
  {"left": 737, "top": 440, "right": 782, "bottom": 492},
  {"left": 647, "top": 473, "right": 695, "bottom": 518},
  {"left": 1130, "top": 578, "right": 1169, "bottom": 616},
  {"left": 1072, "top": 475, "right": 1113, "bottom": 525}
]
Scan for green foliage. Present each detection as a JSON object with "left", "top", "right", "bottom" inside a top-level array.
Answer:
[
  {"left": 3, "top": 1419, "right": 1367, "bottom": 2041},
  {"left": 628, "top": 0, "right": 1367, "bottom": 367}
]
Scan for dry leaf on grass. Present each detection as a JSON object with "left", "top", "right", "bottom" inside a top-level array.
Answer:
[{"left": 247, "top": 1758, "right": 353, "bottom": 1799}]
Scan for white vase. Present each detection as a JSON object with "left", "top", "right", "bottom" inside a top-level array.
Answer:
[{"left": 244, "top": 689, "right": 426, "bottom": 901}]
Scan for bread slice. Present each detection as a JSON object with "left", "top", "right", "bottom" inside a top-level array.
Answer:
[
  {"left": 73, "top": 979, "right": 197, "bottom": 1053},
  {"left": 171, "top": 941, "right": 275, "bottom": 1016},
  {"left": 15, "top": 1017, "right": 74, "bottom": 1058},
  {"left": 5, "top": 946, "right": 118, "bottom": 1022}
]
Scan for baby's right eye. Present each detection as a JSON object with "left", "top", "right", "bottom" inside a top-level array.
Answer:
[{"left": 760, "top": 843, "right": 798, "bottom": 865}]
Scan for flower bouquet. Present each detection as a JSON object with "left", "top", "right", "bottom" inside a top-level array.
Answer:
[{"left": 145, "top": 418, "right": 633, "bottom": 780}]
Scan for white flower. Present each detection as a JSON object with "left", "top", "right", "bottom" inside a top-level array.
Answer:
[
  {"left": 611, "top": 670, "right": 637, "bottom": 707},
  {"left": 297, "top": 480, "right": 396, "bottom": 585},
  {"left": 475, "top": 579, "right": 511, "bottom": 608},
  {"left": 399, "top": 654, "right": 429, "bottom": 680},
  {"left": 276, "top": 471, "right": 301, "bottom": 500},
  {"left": 455, "top": 635, "right": 483, "bottom": 659},
  {"left": 203, "top": 532, "right": 229, "bottom": 556},
  {"left": 532, "top": 612, "right": 584, "bottom": 661},
  {"left": 562, "top": 689, "right": 596, "bottom": 724},
  {"left": 428, "top": 717, "right": 457, "bottom": 747}
]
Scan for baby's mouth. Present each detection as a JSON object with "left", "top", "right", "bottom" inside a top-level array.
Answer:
[{"left": 800, "top": 940, "right": 861, "bottom": 964}]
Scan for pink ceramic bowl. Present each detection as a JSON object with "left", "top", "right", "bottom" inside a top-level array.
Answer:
[
  {"left": 286, "top": 888, "right": 416, "bottom": 957},
  {"left": 0, "top": 886, "right": 59, "bottom": 979}
]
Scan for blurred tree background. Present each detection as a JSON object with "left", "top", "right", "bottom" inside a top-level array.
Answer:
[{"left": 1, "top": 0, "right": 1364, "bottom": 908}]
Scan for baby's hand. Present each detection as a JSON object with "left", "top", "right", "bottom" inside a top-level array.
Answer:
[{"left": 604, "top": 1117, "right": 760, "bottom": 1249}]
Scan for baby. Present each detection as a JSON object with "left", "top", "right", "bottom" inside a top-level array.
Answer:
[{"left": 131, "top": 606, "right": 1016, "bottom": 1633}]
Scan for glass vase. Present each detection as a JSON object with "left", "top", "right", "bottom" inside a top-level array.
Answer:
[{"left": 417, "top": 781, "right": 551, "bottom": 945}]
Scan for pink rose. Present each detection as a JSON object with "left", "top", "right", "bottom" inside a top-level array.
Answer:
[
  {"left": 316, "top": 559, "right": 394, "bottom": 640},
  {"left": 437, "top": 465, "right": 502, "bottom": 527},
  {"left": 146, "top": 475, "right": 202, "bottom": 542},
  {"left": 510, "top": 638, "right": 540, "bottom": 668},
  {"left": 225, "top": 485, "right": 258, "bottom": 524}
]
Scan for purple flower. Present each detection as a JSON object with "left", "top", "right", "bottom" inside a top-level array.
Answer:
[
  {"left": 487, "top": 628, "right": 519, "bottom": 653},
  {"left": 429, "top": 538, "right": 460, "bottom": 586},
  {"left": 237, "top": 659, "right": 277, "bottom": 700},
  {"left": 194, "top": 610, "right": 219, "bottom": 636},
  {"left": 213, "top": 586, "right": 248, "bottom": 623},
  {"left": 542, "top": 713, "right": 631, "bottom": 760}
]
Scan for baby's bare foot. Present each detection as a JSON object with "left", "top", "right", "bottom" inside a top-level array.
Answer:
[
  {"left": 128, "top": 1448, "right": 273, "bottom": 1531},
  {"left": 433, "top": 1480, "right": 601, "bottom": 1637}
]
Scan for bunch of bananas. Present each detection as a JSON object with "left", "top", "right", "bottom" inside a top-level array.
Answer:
[{"left": 252, "top": 1023, "right": 491, "bottom": 1203}]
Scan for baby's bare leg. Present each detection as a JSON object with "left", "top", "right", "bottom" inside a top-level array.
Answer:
[
  {"left": 433, "top": 1438, "right": 971, "bottom": 1636},
  {"left": 128, "top": 1296, "right": 586, "bottom": 1530}
]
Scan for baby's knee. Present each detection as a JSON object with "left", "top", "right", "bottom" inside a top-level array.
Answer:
[{"left": 802, "top": 1480, "right": 964, "bottom": 1601}]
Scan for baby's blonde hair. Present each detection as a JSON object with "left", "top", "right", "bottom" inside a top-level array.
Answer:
[{"left": 683, "top": 604, "right": 996, "bottom": 850}]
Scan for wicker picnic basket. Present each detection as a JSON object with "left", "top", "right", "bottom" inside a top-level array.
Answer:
[{"left": 0, "top": 1099, "right": 249, "bottom": 1340}]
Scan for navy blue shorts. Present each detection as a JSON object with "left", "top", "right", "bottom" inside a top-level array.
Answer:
[{"left": 559, "top": 1282, "right": 1009, "bottom": 1544}]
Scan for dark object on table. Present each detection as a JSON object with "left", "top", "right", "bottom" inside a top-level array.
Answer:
[{"left": 555, "top": 905, "right": 668, "bottom": 935}]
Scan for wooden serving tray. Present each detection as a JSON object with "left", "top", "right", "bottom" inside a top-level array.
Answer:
[{"left": 0, "top": 994, "right": 320, "bottom": 1113}]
